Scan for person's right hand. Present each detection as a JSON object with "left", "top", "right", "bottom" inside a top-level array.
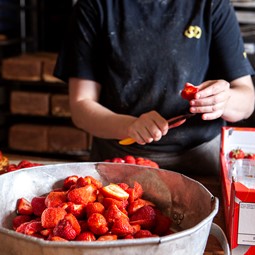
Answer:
[{"left": 126, "top": 111, "right": 169, "bottom": 145}]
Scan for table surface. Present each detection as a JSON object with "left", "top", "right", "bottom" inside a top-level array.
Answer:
[{"left": 5, "top": 154, "right": 227, "bottom": 255}]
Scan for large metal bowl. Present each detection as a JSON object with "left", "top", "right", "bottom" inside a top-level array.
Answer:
[{"left": 0, "top": 162, "right": 228, "bottom": 255}]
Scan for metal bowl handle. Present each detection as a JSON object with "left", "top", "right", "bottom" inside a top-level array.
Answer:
[{"left": 209, "top": 223, "right": 230, "bottom": 255}]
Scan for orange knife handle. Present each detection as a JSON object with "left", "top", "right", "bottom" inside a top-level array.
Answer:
[{"left": 119, "top": 137, "right": 136, "bottom": 145}]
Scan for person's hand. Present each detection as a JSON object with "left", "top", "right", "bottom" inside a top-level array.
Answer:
[
  {"left": 126, "top": 111, "right": 169, "bottom": 145},
  {"left": 189, "top": 80, "right": 231, "bottom": 120}
]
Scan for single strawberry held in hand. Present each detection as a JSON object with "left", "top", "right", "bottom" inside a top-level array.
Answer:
[{"left": 181, "top": 82, "right": 199, "bottom": 101}]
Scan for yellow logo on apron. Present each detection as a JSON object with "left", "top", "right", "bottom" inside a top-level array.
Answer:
[{"left": 184, "top": 26, "right": 202, "bottom": 39}]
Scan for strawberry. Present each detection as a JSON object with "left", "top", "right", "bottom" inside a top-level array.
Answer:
[
  {"left": 153, "top": 209, "right": 172, "bottom": 236},
  {"left": 86, "top": 202, "right": 105, "bottom": 218},
  {"left": 123, "top": 155, "right": 136, "bottom": 164},
  {"left": 6, "top": 164, "right": 18, "bottom": 172},
  {"left": 63, "top": 175, "right": 78, "bottom": 190},
  {"left": 229, "top": 148, "right": 245, "bottom": 159},
  {"left": 180, "top": 82, "right": 199, "bottom": 101},
  {"left": 45, "top": 191, "right": 67, "bottom": 208},
  {"left": 67, "top": 184, "right": 97, "bottom": 205},
  {"left": 104, "top": 204, "right": 128, "bottom": 225},
  {"left": 100, "top": 183, "right": 129, "bottom": 201},
  {"left": 41, "top": 207, "right": 67, "bottom": 229},
  {"left": 111, "top": 217, "right": 134, "bottom": 237},
  {"left": 12, "top": 215, "right": 33, "bottom": 230},
  {"left": 15, "top": 221, "right": 31, "bottom": 234},
  {"left": 16, "top": 198, "right": 33, "bottom": 215},
  {"left": 111, "top": 157, "right": 125, "bottom": 163},
  {"left": 75, "top": 231, "right": 96, "bottom": 241},
  {"left": 102, "top": 197, "right": 129, "bottom": 212},
  {"left": 244, "top": 153, "right": 255, "bottom": 160},
  {"left": 62, "top": 202, "right": 86, "bottom": 219},
  {"left": 128, "top": 198, "right": 155, "bottom": 215},
  {"left": 64, "top": 213, "right": 81, "bottom": 235},
  {"left": 87, "top": 213, "right": 109, "bottom": 235},
  {"left": 31, "top": 196, "right": 47, "bottom": 216},
  {"left": 127, "top": 181, "right": 143, "bottom": 202},
  {"left": 50, "top": 236, "right": 68, "bottom": 242},
  {"left": 24, "top": 220, "right": 44, "bottom": 236},
  {"left": 86, "top": 175, "right": 103, "bottom": 189},
  {"left": 129, "top": 205, "right": 156, "bottom": 230},
  {"left": 40, "top": 228, "right": 53, "bottom": 238},
  {"left": 117, "top": 182, "right": 129, "bottom": 191},
  {"left": 97, "top": 234, "right": 118, "bottom": 241},
  {"left": 53, "top": 219, "right": 77, "bottom": 240},
  {"left": 78, "top": 220, "right": 89, "bottom": 232},
  {"left": 134, "top": 230, "right": 156, "bottom": 238},
  {"left": 17, "top": 160, "right": 33, "bottom": 169}
]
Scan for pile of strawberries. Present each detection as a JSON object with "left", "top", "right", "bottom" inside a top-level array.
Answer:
[
  {"left": 104, "top": 155, "right": 159, "bottom": 169},
  {"left": 13, "top": 174, "right": 172, "bottom": 242}
]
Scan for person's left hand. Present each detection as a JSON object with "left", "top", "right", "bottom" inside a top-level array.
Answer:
[{"left": 189, "top": 80, "right": 231, "bottom": 120}]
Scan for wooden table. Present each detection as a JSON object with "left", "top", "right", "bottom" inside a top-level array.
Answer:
[{"left": 5, "top": 154, "right": 228, "bottom": 254}]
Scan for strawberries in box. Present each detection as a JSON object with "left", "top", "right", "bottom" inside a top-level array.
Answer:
[{"left": 220, "top": 127, "right": 255, "bottom": 255}]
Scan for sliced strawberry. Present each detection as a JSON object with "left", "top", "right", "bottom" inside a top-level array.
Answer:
[
  {"left": 64, "top": 213, "right": 81, "bottom": 235},
  {"left": 40, "top": 228, "right": 53, "bottom": 238},
  {"left": 153, "top": 209, "right": 172, "bottom": 236},
  {"left": 75, "top": 231, "right": 96, "bottom": 241},
  {"left": 16, "top": 221, "right": 31, "bottom": 234},
  {"left": 104, "top": 204, "right": 128, "bottom": 226},
  {"left": 24, "top": 220, "right": 44, "bottom": 236},
  {"left": 102, "top": 197, "right": 128, "bottom": 212},
  {"left": 45, "top": 191, "right": 67, "bottom": 208},
  {"left": 181, "top": 82, "right": 199, "bottom": 101},
  {"left": 129, "top": 205, "right": 156, "bottom": 230},
  {"left": 16, "top": 198, "right": 33, "bottom": 215},
  {"left": 87, "top": 213, "right": 109, "bottom": 235},
  {"left": 78, "top": 220, "right": 89, "bottom": 232},
  {"left": 97, "top": 234, "right": 118, "bottom": 241},
  {"left": 134, "top": 229, "right": 156, "bottom": 238},
  {"left": 111, "top": 217, "right": 134, "bottom": 237},
  {"left": 53, "top": 219, "right": 77, "bottom": 240},
  {"left": 100, "top": 183, "right": 129, "bottom": 201},
  {"left": 67, "top": 184, "right": 97, "bottom": 205},
  {"left": 31, "top": 196, "right": 47, "bottom": 216},
  {"left": 41, "top": 207, "right": 67, "bottom": 229},
  {"left": 128, "top": 198, "right": 155, "bottom": 215},
  {"left": 63, "top": 175, "right": 78, "bottom": 190},
  {"left": 117, "top": 182, "right": 129, "bottom": 191},
  {"left": 12, "top": 215, "right": 33, "bottom": 230},
  {"left": 86, "top": 202, "right": 105, "bottom": 218},
  {"left": 63, "top": 202, "right": 86, "bottom": 219},
  {"left": 49, "top": 236, "right": 68, "bottom": 242}
]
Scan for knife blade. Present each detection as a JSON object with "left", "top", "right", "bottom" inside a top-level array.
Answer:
[{"left": 119, "top": 113, "right": 196, "bottom": 145}]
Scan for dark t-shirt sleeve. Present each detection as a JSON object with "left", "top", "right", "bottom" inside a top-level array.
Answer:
[{"left": 207, "top": 0, "right": 254, "bottom": 80}]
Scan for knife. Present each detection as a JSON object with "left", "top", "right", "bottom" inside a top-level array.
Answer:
[{"left": 119, "top": 113, "right": 196, "bottom": 145}]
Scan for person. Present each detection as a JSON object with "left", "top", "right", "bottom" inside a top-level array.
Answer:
[{"left": 54, "top": 0, "right": 255, "bottom": 176}]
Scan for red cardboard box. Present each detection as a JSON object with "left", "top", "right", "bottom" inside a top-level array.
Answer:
[{"left": 221, "top": 127, "right": 255, "bottom": 255}]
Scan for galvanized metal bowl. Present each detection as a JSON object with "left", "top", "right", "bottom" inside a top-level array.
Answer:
[{"left": 0, "top": 162, "right": 228, "bottom": 255}]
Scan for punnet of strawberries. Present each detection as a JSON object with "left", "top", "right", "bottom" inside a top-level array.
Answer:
[
  {"left": 104, "top": 155, "right": 159, "bottom": 168},
  {"left": 13, "top": 175, "right": 173, "bottom": 242}
]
